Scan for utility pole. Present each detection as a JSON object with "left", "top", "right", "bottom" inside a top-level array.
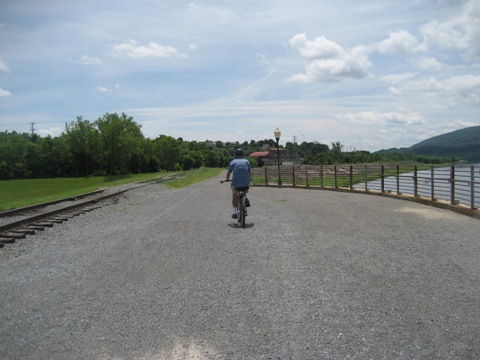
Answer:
[{"left": 30, "top": 122, "right": 36, "bottom": 135}]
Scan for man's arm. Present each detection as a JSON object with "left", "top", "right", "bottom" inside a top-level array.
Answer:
[{"left": 226, "top": 162, "right": 233, "bottom": 181}]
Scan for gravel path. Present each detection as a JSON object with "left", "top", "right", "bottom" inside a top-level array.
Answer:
[{"left": 1, "top": 173, "right": 479, "bottom": 359}]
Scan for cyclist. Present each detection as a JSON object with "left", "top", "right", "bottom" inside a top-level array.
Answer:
[{"left": 226, "top": 148, "right": 252, "bottom": 219}]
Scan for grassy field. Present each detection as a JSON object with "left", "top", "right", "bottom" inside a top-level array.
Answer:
[
  {"left": 164, "top": 167, "right": 224, "bottom": 188},
  {"left": 0, "top": 167, "right": 225, "bottom": 211}
]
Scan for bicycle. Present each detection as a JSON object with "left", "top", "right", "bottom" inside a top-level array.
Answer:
[{"left": 220, "top": 180, "right": 248, "bottom": 228}]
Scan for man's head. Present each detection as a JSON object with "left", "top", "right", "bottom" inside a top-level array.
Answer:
[{"left": 235, "top": 148, "right": 244, "bottom": 158}]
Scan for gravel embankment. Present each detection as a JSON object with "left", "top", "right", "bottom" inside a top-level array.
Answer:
[{"left": 1, "top": 174, "right": 479, "bottom": 359}]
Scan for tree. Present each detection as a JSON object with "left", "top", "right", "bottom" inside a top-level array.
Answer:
[
  {"left": 64, "top": 116, "right": 99, "bottom": 176},
  {"left": 30, "top": 136, "right": 69, "bottom": 177},
  {"left": 95, "top": 113, "right": 144, "bottom": 175},
  {"left": 154, "top": 135, "right": 181, "bottom": 171},
  {"left": 331, "top": 141, "right": 343, "bottom": 164},
  {"left": 0, "top": 131, "right": 31, "bottom": 179}
]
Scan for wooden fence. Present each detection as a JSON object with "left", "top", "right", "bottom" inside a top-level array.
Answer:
[{"left": 252, "top": 164, "right": 480, "bottom": 212}]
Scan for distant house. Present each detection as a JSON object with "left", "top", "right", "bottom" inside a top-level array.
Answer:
[{"left": 249, "top": 148, "right": 287, "bottom": 165}]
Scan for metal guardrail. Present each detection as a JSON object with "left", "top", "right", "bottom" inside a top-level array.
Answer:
[{"left": 252, "top": 164, "right": 480, "bottom": 212}]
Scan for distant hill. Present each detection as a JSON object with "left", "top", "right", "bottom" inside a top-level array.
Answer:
[{"left": 378, "top": 125, "right": 480, "bottom": 162}]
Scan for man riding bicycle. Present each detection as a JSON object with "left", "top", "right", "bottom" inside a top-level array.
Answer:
[{"left": 226, "top": 148, "right": 252, "bottom": 219}]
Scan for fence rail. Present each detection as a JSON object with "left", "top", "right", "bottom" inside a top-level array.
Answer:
[{"left": 252, "top": 164, "right": 480, "bottom": 212}]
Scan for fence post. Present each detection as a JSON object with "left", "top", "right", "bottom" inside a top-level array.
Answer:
[
  {"left": 381, "top": 165, "right": 385, "bottom": 193},
  {"left": 431, "top": 166, "right": 435, "bottom": 201},
  {"left": 364, "top": 165, "right": 368, "bottom": 191},
  {"left": 292, "top": 166, "right": 296, "bottom": 187},
  {"left": 414, "top": 165, "right": 418, "bottom": 197},
  {"left": 320, "top": 165, "right": 324, "bottom": 188},
  {"left": 264, "top": 167, "right": 268, "bottom": 185},
  {"left": 306, "top": 166, "right": 309, "bottom": 187},
  {"left": 450, "top": 165, "right": 455, "bottom": 205},
  {"left": 334, "top": 166, "right": 338, "bottom": 188},
  {"left": 396, "top": 165, "right": 400, "bottom": 195},
  {"left": 349, "top": 165, "right": 353, "bottom": 190},
  {"left": 471, "top": 166, "right": 475, "bottom": 210}
]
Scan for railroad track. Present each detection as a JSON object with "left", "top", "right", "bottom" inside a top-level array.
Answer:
[
  {"left": 0, "top": 189, "right": 128, "bottom": 248},
  {"left": 0, "top": 174, "right": 183, "bottom": 248}
]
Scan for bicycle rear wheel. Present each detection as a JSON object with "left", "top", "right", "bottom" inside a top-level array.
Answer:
[{"left": 238, "top": 196, "right": 246, "bottom": 228}]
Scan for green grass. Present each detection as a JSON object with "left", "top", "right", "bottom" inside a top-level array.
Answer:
[
  {"left": 0, "top": 168, "right": 226, "bottom": 211},
  {"left": 164, "top": 167, "right": 224, "bottom": 189}
]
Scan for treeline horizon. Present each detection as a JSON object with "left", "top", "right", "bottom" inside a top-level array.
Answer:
[{"left": 1, "top": 112, "right": 455, "bottom": 180}]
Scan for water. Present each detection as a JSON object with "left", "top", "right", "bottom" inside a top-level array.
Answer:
[{"left": 353, "top": 164, "right": 480, "bottom": 209}]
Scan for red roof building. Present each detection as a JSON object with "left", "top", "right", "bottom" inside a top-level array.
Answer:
[
  {"left": 249, "top": 148, "right": 287, "bottom": 164},
  {"left": 249, "top": 151, "right": 269, "bottom": 157}
]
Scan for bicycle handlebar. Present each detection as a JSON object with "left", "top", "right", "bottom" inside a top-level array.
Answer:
[{"left": 220, "top": 179, "right": 252, "bottom": 184}]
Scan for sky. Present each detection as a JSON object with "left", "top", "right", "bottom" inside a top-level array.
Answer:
[{"left": 0, "top": 0, "right": 479, "bottom": 151}]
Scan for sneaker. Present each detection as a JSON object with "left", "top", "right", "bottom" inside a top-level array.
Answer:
[
  {"left": 231, "top": 214, "right": 238, "bottom": 219},
  {"left": 245, "top": 198, "right": 251, "bottom": 207}
]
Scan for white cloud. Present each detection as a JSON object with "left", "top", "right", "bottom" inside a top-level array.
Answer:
[
  {"left": 421, "top": 0, "right": 480, "bottom": 60},
  {"left": 340, "top": 111, "right": 425, "bottom": 126},
  {"left": 415, "top": 57, "right": 445, "bottom": 71},
  {"left": 381, "top": 73, "right": 417, "bottom": 85},
  {"left": 0, "top": 57, "right": 10, "bottom": 73},
  {"left": 76, "top": 54, "right": 102, "bottom": 65},
  {"left": 111, "top": 39, "right": 187, "bottom": 59},
  {"left": 400, "top": 75, "right": 480, "bottom": 105},
  {"left": 289, "top": 33, "right": 344, "bottom": 59},
  {"left": 438, "top": 75, "right": 480, "bottom": 103},
  {"left": 37, "top": 127, "right": 63, "bottom": 138},
  {"left": 381, "top": 73, "right": 415, "bottom": 96},
  {"left": 0, "top": 87, "right": 12, "bottom": 97},
  {"left": 97, "top": 84, "right": 120, "bottom": 93},
  {"left": 388, "top": 86, "right": 403, "bottom": 96},
  {"left": 374, "top": 30, "right": 425, "bottom": 56},
  {"left": 288, "top": 34, "right": 371, "bottom": 82}
]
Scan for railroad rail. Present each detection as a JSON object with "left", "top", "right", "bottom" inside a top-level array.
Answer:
[
  {"left": 0, "top": 189, "right": 106, "bottom": 218},
  {"left": 0, "top": 174, "right": 184, "bottom": 248}
]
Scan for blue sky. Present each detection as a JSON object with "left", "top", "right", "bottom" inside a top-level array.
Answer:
[{"left": 1, "top": 0, "right": 479, "bottom": 151}]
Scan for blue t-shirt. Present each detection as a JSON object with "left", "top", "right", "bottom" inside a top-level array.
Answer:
[{"left": 228, "top": 158, "right": 251, "bottom": 188}]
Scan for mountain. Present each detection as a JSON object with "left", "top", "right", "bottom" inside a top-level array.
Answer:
[
  {"left": 409, "top": 125, "right": 480, "bottom": 161},
  {"left": 377, "top": 126, "right": 480, "bottom": 162}
]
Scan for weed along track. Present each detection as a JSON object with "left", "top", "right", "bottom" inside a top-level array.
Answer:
[{"left": 0, "top": 190, "right": 128, "bottom": 248}]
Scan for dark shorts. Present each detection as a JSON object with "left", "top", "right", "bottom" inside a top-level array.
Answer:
[{"left": 231, "top": 185, "right": 249, "bottom": 192}]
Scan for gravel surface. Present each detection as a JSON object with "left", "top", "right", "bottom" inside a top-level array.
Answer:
[{"left": 1, "top": 173, "right": 479, "bottom": 359}]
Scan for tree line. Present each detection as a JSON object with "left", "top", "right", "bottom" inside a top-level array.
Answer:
[
  {"left": 1, "top": 112, "right": 454, "bottom": 180},
  {"left": 0, "top": 113, "right": 234, "bottom": 179},
  {"left": 284, "top": 140, "right": 454, "bottom": 166}
]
